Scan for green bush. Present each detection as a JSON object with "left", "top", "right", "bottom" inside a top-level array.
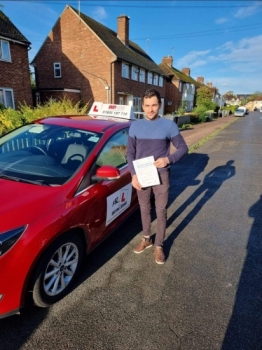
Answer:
[
  {"left": 0, "top": 97, "right": 90, "bottom": 136},
  {"left": 0, "top": 103, "right": 6, "bottom": 111},
  {"left": 192, "top": 106, "right": 209, "bottom": 123},
  {"left": 222, "top": 105, "right": 239, "bottom": 114}
]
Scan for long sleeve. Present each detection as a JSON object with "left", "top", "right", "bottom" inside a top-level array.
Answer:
[
  {"left": 168, "top": 133, "right": 188, "bottom": 164},
  {"left": 127, "top": 134, "right": 137, "bottom": 176}
]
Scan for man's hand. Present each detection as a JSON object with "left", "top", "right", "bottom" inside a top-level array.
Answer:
[
  {"left": 154, "top": 157, "right": 169, "bottom": 168},
  {"left": 132, "top": 174, "right": 142, "bottom": 190}
]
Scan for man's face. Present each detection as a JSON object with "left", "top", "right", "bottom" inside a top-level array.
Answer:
[{"left": 142, "top": 96, "right": 161, "bottom": 120}]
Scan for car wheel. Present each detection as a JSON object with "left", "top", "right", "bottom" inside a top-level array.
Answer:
[{"left": 31, "top": 233, "right": 84, "bottom": 308}]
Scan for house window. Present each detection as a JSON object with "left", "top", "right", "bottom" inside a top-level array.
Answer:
[
  {"left": 147, "top": 72, "right": 153, "bottom": 85},
  {"left": 131, "top": 66, "right": 139, "bottom": 81},
  {"left": 0, "top": 88, "right": 15, "bottom": 108},
  {"left": 159, "top": 76, "right": 163, "bottom": 87},
  {"left": 54, "top": 62, "right": 61, "bottom": 78},
  {"left": 179, "top": 82, "right": 183, "bottom": 92},
  {"left": 0, "top": 40, "right": 11, "bottom": 61},
  {"left": 133, "top": 97, "right": 141, "bottom": 112},
  {"left": 139, "top": 68, "right": 145, "bottom": 83},
  {"left": 122, "top": 63, "right": 129, "bottom": 79},
  {"left": 153, "top": 74, "right": 158, "bottom": 86},
  {"left": 119, "top": 96, "right": 125, "bottom": 105}
]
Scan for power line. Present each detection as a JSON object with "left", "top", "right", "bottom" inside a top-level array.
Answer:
[
  {"left": 133, "top": 23, "right": 262, "bottom": 41},
  {"left": 0, "top": 0, "right": 258, "bottom": 8}
]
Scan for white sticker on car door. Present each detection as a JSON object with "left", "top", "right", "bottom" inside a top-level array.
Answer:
[{"left": 106, "top": 183, "right": 132, "bottom": 226}]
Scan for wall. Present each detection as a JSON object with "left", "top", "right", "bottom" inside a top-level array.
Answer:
[{"left": 1, "top": 42, "right": 33, "bottom": 108}]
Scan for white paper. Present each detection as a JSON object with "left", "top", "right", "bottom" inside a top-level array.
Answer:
[{"left": 133, "top": 156, "right": 160, "bottom": 188}]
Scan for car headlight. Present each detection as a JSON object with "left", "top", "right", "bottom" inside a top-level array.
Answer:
[{"left": 0, "top": 226, "right": 27, "bottom": 256}]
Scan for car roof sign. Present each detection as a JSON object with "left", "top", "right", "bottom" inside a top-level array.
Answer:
[{"left": 88, "top": 102, "right": 137, "bottom": 122}]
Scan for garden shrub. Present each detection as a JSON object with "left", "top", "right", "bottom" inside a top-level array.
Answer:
[
  {"left": 193, "top": 106, "right": 209, "bottom": 123},
  {"left": 0, "top": 97, "right": 90, "bottom": 136}
]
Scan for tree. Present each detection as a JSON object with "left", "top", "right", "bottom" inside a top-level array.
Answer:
[{"left": 195, "top": 86, "right": 214, "bottom": 107}]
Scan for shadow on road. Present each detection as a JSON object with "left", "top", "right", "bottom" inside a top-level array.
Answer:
[
  {"left": 222, "top": 194, "right": 262, "bottom": 349},
  {"left": 165, "top": 160, "right": 236, "bottom": 257}
]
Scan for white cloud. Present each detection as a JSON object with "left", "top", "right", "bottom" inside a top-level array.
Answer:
[
  {"left": 215, "top": 18, "right": 228, "bottom": 24},
  {"left": 234, "top": 1, "right": 262, "bottom": 19},
  {"left": 215, "top": 35, "right": 262, "bottom": 72},
  {"left": 176, "top": 50, "right": 211, "bottom": 69},
  {"left": 92, "top": 7, "right": 107, "bottom": 21}
]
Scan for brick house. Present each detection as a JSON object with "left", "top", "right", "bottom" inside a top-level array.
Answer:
[
  {"left": 158, "top": 56, "right": 202, "bottom": 113},
  {"left": 31, "top": 5, "right": 166, "bottom": 114},
  {"left": 0, "top": 10, "right": 32, "bottom": 108}
]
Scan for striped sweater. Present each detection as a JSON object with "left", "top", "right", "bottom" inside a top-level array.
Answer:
[{"left": 127, "top": 116, "right": 188, "bottom": 176}]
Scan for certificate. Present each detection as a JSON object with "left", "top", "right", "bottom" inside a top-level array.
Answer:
[{"left": 133, "top": 156, "right": 160, "bottom": 188}]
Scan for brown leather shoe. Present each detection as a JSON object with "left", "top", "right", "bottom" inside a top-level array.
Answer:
[
  {"left": 154, "top": 246, "right": 165, "bottom": 264},
  {"left": 134, "top": 237, "right": 153, "bottom": 254}
]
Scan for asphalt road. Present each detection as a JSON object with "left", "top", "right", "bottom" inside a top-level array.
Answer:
[{"left": 1, "top": 112, "right": 262, "bottom": 350}]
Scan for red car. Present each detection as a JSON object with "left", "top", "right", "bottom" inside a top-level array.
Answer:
[{"left": 0, "top": 115, "right": 138, "bottom": 318}]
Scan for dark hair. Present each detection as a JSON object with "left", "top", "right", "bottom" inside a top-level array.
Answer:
[{"left": 143, "top": 89, "right": 161, "bottom": 104}]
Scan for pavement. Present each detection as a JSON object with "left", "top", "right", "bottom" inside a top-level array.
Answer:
[{"left": 178, "top": 115, "right": 238, "bottom": 150}]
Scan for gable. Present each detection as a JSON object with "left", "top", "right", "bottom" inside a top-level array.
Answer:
[{"left": 70, "top": 6, "right": 164, "bottom": 75}]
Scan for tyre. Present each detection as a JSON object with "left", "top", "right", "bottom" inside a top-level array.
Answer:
[{"left": 30, "top": 233, "right": 84, "bottom": 308}]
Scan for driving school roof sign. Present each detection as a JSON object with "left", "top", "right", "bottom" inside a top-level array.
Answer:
[{"left": 88, "top": 102, "right": 136, "bottom": 121}]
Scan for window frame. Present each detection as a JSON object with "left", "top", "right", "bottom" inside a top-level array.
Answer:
[
  {"left": 147, "top": 72, "right": 153, "bottom": 85},
  {"left": 133, "top": 97, "right": 142, "bottom": 112},
  {"left": 159, "top": 76, "right": 163, "bottom": 87},
  {"left": 122, "top": 63, "right": 129, "bottom": 79},
  {"left": 0, "top": 87, "right": 15, "bottom": 108},
  {"left": 153, "top": 74, "right": 158, "bottom": 86},
  {"left": 139, "top": 68, "right": 145, "bottom": 83},
  {"left": 131, "top": 66, "right": 139, "bottom": 81},
  {"left": 54, "top": 62, "right": 62, "bottom": 78},
  {"left": 0, "top": 39, "right": 11, "bottom": 62}
]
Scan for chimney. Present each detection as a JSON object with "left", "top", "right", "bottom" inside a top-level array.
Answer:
[
  {"left": 206, "top": 82, "right": 213, "bottom": 88},
  {"left": 162, "top": 56, "right": 173, "bottom": 67},
  {"left": 197, "top": 77, "right": 204, "bottom": 84},
  {"left": 117, "top": 15, "right": 129, "bottom": 46},
  {"left": 182, "top": 68, "right": 190, "bottom": 76}
]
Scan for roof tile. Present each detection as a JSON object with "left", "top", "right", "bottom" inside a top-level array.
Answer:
[{"left": 0, "top": 10, "right": 30, "bottom": 44}]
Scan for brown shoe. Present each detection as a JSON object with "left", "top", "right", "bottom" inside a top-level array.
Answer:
[
  {"left": 134, "top": 237, "right": 153, "bottom": 254},
  {"left": 154, "top": 246, "right": 165, "bottom": 264}
]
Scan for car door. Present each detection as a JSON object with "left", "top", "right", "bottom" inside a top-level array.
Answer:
[{"left": 82, "top": 128, "right": 137, "bottom": 247}]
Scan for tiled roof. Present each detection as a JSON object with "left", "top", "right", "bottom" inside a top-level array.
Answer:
[
  {"left": 158, "top": 62, "right": 201, "bottom": 86},
  {"left": 0, "top": 10, "right": 30, "bottom": 45},
  {"left": 254, "top": 94, "right": 262, "bottom": 101},
  {"left": 70, "top": 6, "right": 164, "bottom": 75}
]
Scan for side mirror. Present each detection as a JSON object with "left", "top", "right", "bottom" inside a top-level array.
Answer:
[{"left": 91, "top": 165, "right": 121, "bottom": 182}]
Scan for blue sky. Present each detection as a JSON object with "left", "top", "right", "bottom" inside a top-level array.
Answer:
[{"left": 1, "top": 0, "right": 262, "bottom": 95}]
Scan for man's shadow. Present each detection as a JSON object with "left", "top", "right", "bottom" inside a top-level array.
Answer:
[
  {"left": 222, "top": 194, "right": 262, "bottom": 349},
  {"left": 165, "top": 160, "right": 236, "bottom": 256}
]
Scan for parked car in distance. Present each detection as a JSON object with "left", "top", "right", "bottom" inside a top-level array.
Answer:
[
  {"left": 253, "top": 107, "right": 258, "bottom": 111},
  {"left": 0, "top": 110, "right": 139, "bottom": 319},
  {"left": 234, "top": 107, "right": 247, "bottom": 117}
]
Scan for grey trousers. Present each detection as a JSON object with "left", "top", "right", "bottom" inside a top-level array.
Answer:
[{"left": 137, "top": 169, "right": 170, "bottom": 246}]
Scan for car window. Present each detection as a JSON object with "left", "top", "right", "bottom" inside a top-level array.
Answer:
[
  {"left": 96, "top": 129, "right": 128, "bottom": 168},
  {"left": 0, "top": 124, "right": 103, "bottom": 186}
]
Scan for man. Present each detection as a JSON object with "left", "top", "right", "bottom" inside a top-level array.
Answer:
[{"left": 127, "top": 89, "right": 188, "bottom": 264}]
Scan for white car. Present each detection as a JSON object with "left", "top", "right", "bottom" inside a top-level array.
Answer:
[{"left": 234, "top": 107, "right": 246, "bottom": 117}]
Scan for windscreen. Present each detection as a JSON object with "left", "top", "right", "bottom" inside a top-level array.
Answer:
[{"left": 0, "top": 123, "right": 103, "bottom": 185}]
